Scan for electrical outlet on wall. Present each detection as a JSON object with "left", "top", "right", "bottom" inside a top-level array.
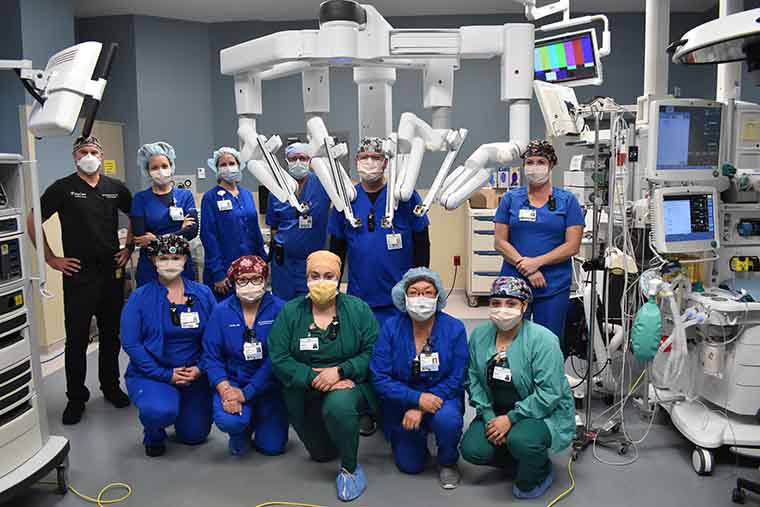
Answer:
[{"left": 197, "top": 167, "right": 206, "bottom": 179}]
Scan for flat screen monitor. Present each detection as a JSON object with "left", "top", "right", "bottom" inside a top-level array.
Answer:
[
  {"left": 652, "top": 186, "right": 719, "bottom": 253},
  {"left": 534, "top": 29, "right": 602, "bottom": 87},
  {"left": 647, "top": 99, "right": 724, "bottom": 181}
]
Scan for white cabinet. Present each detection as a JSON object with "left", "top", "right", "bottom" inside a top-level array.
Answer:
[{"left": 465, "top": 205, "right": 503, "bottom": 306}]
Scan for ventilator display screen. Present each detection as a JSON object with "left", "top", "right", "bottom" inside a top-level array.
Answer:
[
  {"left": 663, "top": 193, "right": 715, "bottom": 243},
  {"left": 656, "top": 105, "right": 722, "bottom": 171},
  {"left": 534, "top": 31, "right": 598, "bottom": 85}
]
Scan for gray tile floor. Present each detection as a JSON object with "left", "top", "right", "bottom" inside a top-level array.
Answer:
[{"left": 8, "top": 320, "right": 760, "bottom": 507}]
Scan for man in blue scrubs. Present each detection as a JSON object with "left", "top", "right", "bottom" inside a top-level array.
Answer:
[
  {"left": 329, "top": 137, "right": 431, "bottom": 328},
  {"left": 267, "top": 143, "right": 331, "bottom": 301},
  {"left": 493, "top": 140, "right": 584, "bottom": 350}
]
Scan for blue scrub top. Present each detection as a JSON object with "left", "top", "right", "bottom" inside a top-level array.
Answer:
[
  {"left": 494, "top": 186, "right": 585, "bottom": 298},
  {"left": 121, "top": 278, "right": 216, "bottom": 383},
  {"left": 200, "top": 185, "right": 266, "bottom": 286},
  {"left": 201, "top": 292, "right": 285, "bottom": 401},
  {"left": 131, "top": 188, "right": 197, "bottom": 287},
  {"left": 328, "top": 184, "right": 429, "bottom": 309},
  {"left": 266, "top": 174, "right": 331, "bottom": 300},
  {"left": 370, "top": 312, "right": 469, "bottom": 418}
]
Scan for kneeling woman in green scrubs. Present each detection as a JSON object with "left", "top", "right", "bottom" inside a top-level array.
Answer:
[
  {"left": 268, "top": 250, "right": 378, "bottom": 502},
  {"left": 461, "top": 277, "right": 575, "bottom": 499}
]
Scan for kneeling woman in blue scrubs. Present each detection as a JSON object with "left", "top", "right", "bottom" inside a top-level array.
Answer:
[
  {"left": 370, "top": 268, "right": 469, "bottom": 489},
  {"left": 461, "top": 277, "right": 575, "bottom": 499},
  {"left": 493, "top": 140, "right": 583, "bottom": 350},
  {"left": 202, "top": 255, "right": 289, "bottom": 456},
  {"left": 121, "top": 234, "right": 216, "bottom": 457}
]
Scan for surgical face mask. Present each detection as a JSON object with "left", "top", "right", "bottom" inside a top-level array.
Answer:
[
  {"left": 149, "top": 168, "right": 173, "bottom": 186},
  {"left": 405, "top": 296, "right": 437, "bottom": 322},
  {"left": 237, "top": 282, "right": 265, "bottom": 303},
  {"left": 219, "top": 164, "right": 242, "bottom": 183},
  {"left": 156, "top": 259, "right": 184, "bottom": 281},
  {"left": 287, "top": 161, "right": 310, "bottom": 180},
  {"left": 524, "top": 164, "right": 550, "bottom": 185},
  {"left": 357, "top": 158, "right": 385, "bottom": 184},
  {"left": 490, "top": 306, "right": 523, "bottom": 331},
  {"left": 308, "top": 280, "right": 338, "bottom": 306},
  {"left": 77, "top": 154, "right": 100, "bottom": 174}
]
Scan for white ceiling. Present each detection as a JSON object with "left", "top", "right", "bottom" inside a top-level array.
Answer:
[{"left": 73, "top": 0, "right": 719, "bottom": 23}]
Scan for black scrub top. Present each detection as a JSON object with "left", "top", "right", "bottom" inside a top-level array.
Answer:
[{"left": 40, "top": 172, "right": 132, "bottom": 263}]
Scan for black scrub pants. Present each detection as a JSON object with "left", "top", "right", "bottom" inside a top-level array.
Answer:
[{"left": 62, "top": 260, "right": 125, "bottom": 402}]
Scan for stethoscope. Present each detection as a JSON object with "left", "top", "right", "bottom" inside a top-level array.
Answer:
[
  {"left": 411, "top": 337, "right": 434, "bottom": 378},
  {"left": 169, "top": 296, "right": 195, "bottom": 326}
]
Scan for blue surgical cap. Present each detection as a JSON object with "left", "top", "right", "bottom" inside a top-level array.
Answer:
[
  {"left": 207, "top": 146, "right": 241, "bottom": 173},
  {"left": 285, "top": 142, "right": 311, "bottom": 159},
  {"left": 137, "top": 141, "right": 176, "bottom": 171},
  {"left": 392, "top": 267, "right": 447, "bottom": 313}
]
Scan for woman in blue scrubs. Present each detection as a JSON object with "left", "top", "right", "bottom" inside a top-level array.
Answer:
[
  {"left": 131, "top": 142, "right": 198, "bottom": 286},
  {"left": 201, "top": 147, "right": 267, "bottom": 301},
  {"left": 121, "top": 234, "right": 216, "bottom": 457},
  {"left": 202, "top": 255, "right": 289, "bottom": 456},
  {"left": 493, "top": 140, "right": 584, "bottom": 349},
  {"left": 329, "top": 137, "right": 431, "bottom": 328},
  {"left": 267, "top": 143, "right": 331, "bottom": 301},
  {"left": 370, "top": 268, "right": 468, "bottom": 489}
]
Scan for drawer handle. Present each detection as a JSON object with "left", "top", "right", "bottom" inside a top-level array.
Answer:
[
  {"left": 474, "top": 271, "right": 501, "bottom": 277},
  {"left": 473, "top": 231, "right": 495, "bottom": 236},
  {"left": 474, "top": 251, "right": 500, "bottom": 256},
  {"left": 474, "top": 217, "right": 495, "bottom": 222}
]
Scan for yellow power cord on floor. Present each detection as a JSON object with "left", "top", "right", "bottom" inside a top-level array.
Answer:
[
  {"left": 40, "top": 482, "right": 132, "bottom": 507},
  {"left": 256, "top": 503, "right": 326, "bottom": 507}
]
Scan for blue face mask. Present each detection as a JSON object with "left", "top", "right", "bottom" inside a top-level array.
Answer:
[
  {"left": 287, "top": 161, "right": 310, "bottom": 180},
  {"left": 219, "top": 164, "right": 242, "bottom": 183}
]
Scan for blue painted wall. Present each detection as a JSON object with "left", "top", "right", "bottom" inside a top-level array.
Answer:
[
  {"left": 76, "top": 16, "right": 141, "bottom": 190},
  {"left": 207, "top": 11, "right": 719, "bottom": 187},
  {"left": 0, "top": 0, "right": 24, "bottom": 155}
]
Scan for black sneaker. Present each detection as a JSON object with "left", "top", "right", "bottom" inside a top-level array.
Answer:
[
  {"left": 145, "top": 443, "right": 167, "bottom": 457},
  {"left": 359, "top": 415, "right": 376, "bottom": 437},
  {"left": 103, "top": 387, "right": 130, "bottom": 408},
  {"left": 62, "top": 401, "right": 85, "bottom": 425}
]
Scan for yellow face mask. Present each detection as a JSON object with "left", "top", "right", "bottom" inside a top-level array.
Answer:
[{"left": 308, "top": 280, "right": 338, "bottom": 305}]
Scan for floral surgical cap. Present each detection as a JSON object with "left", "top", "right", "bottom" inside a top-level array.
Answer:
[
  {"left": 521, "top": 139, "right": 558, "bottom": 166},
  {"left": 357, "top": 137, "right": 387, "bottom": 157},
  {"left": 391, "top": 267, "right": 447, "bottom": 313},
  {"left": 145, "top": 234, "right": 191, "bottom": 258},
  {"left": 490, "top": 276, "right": 533, "bottom": 303},
  {"left": 226, "top": 255, "right": 268, "bottom": 282}
]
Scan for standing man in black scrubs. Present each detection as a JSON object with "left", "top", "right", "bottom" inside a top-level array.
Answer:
[{"left": 27, "top": 136, "right": 133, "bottom": 425}]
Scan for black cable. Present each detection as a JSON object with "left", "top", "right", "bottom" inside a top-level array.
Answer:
[
  {"left": 14, "top": 69, "right": 45, "bottom": 106},
  {"left": 446, "top": 265, "right": 458, "bottom": 299}
]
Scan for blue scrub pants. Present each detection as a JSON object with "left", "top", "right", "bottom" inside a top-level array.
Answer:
[
  {"left": 526, "top": 289, "right": 570, "bottom": 346},
  {"left": 213, "top": 387, "right": 289, "bottom": 456},
  {"left": 384, "top": 399, "right": 463, "bottom": 474},
  {"left": 371, "top": 305, "right": 399, "bottom": 330},
  {"left": 126, "top": 373, "right": 212, "bottom": 446},
  {"left": 271, "top": 256, "right": 308, "bottom": 302}
]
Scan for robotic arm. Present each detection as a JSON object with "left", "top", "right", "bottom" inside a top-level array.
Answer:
[
  {"left": 306, "top": 117, "right": 361, "bottom": 227},
  {"left": 438, "top": 140, "right": 525, "bottom": 210}
]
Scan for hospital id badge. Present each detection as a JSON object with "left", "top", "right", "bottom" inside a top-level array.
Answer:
[
  {"left": 299, "top": 215, "right": 313, "bottom": 229},
  {"left": 300, "top": 337, "right": 319, "bottom": 351},
  {"left": 492, "top": 366, "right": 512, "bottom": 382},
  {"left": 217, "top": 199, "right": 233, "bottom": 211},
  {"left": 420, "top": 352, "right": 440, "bottom": 372},
  {"left": 180, "top": 311, "right": 200, "bottom": 329},
  {"left": 386, "top": 233, "right": 402, "bottom": 251},
  {"left": 243, "top": 341, "right": 263, "bottom": 361},
  {"left": 169, "top": 206, "right": 185, "bottom": 221},
  {"left": 518, "top": 209, "right": 537, "bottom": 222}
]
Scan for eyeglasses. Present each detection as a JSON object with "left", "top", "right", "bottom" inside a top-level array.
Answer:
[
  {"left": 235, "top": 277, "right": 265, "bottom": 287},
  {"left": 287, "top": 155, "right": 310, "bottom": 163}
]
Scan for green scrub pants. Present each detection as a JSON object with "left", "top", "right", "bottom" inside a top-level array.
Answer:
[{"left": 285, "top": 387, "right": 369, "bottom": 473}]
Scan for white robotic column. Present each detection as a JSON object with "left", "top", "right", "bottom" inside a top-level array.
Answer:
[
  {"left": 354, "top": 66, "right": 396, "bottom": 138},
  {"left": 502, "top": 24, "right": 534, "bottom": 148}
]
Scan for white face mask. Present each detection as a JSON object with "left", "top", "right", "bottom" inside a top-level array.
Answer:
[
  {"left": 156, "top": 258, "right": 184, "bottom": 281},
  {"left": 357, "top": 158, "right": 385, "bottom": 184},
  {"left": 405, "top": 296, "right": 437, "bottom": 322},
  {"left": 490, "top": 306, "right": 523, "bottom": 331},
  {"left": 77, "top": 154, "right": 101, "bottom": 174},
  {"left": 524, "top": 164, "right": 551, "bottom": 185},
  {"left": 237, "top": 283, "right": 265, "bottom": 303},
  {"left": 287, "top": 161, "right": 310, "bottom": 180},
  {"left": 150, "top": 168, "right": 173, "bottom": 186},
  {"left": 219, "top": 164, "right": 241, "bottom": 183}
]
